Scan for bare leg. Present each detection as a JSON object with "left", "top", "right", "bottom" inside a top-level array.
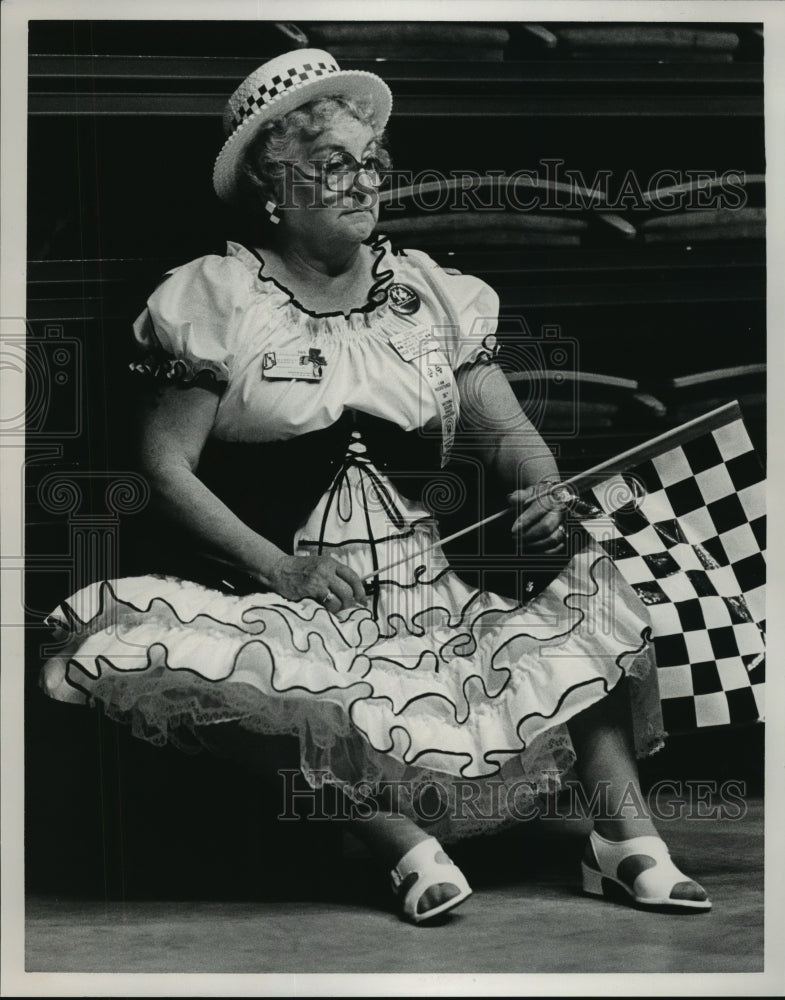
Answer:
[
  {"left": 566, "top": 676, "right": 658, "bottom": 840},
  {"left": 349, "top": 805, "right": 430, "bottom": 868},
  {"left": 193, "top": 722, "right": 460, "bottom": 916},
  {"left": 349, "top": 786, "right": 462, "bottom": 916},
  {"left": 565, "top": 678, "right": 710, "bottom": 907}
]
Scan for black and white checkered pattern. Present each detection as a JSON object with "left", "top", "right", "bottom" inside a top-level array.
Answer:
[
  {"left": 214, "top": 48, "right": 392, "bottom": 204},
  {"left": 232, "top": 61, "right": 339, "bottom": 128},
  {"left": 578, "top": 412, "right": 765, "bottom": 733}
]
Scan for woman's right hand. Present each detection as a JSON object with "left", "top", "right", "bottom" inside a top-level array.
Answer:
[{"left": 267, "top": 554, "right": 369, "bottom": 612}]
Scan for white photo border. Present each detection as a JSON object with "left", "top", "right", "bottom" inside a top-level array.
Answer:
[{"left": 2, "top": 0, "right": 783, "bottom": 995}]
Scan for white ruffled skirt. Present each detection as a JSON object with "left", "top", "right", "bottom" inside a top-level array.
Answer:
[{"left": 40, "top": 459, "right": 665, "bottom": 842}]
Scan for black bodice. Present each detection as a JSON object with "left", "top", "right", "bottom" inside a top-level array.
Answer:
[
  {"left": 123, "top": 409, "right": 446, "bottom": 592},
  {"left": 196, "top": 409, "right": 444, "bottom": 550}
]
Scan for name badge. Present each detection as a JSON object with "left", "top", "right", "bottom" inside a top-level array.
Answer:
[
  {"left": 388, "top": 330, "right": 440, "bottom": 363},
  {"left": 262, "top": 348, "right": 326, "bottom": 381}
]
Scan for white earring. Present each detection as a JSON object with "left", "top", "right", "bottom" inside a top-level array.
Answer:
[{"left": 264, "top": 199, "right": 280, "bottom": 225}]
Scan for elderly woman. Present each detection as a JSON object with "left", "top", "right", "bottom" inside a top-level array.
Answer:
[{"left": 40, "top": 49, "right": 710, "bottom": 922}]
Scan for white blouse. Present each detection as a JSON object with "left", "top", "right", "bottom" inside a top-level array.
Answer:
[{"left": 130, "top": 234, "right": 500, "bottom": 443}]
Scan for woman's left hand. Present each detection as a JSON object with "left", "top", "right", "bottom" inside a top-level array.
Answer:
[{"left": 508, "top": 484, "right": 568, "bottom": 553}]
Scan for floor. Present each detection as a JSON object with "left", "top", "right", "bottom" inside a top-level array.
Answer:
[{"left": 24, "top": 798, "right": 763, "bottom": 975}]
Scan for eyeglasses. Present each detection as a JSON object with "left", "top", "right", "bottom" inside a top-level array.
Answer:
[{"left": 297, "top": 151, "right": 388, "bottom": 193}]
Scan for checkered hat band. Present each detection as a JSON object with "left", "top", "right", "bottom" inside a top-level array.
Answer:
[{"left": 231, "top": 61, "right": 340, "bottom": 130}]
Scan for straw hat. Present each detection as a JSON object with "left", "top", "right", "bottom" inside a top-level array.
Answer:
[{"left": 212, "top": 48, "right": 393, "bottom": 204}]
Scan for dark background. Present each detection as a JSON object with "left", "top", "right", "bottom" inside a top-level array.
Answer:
[{"left": 25, "top": 20, "right": 765, "bottom": 900}]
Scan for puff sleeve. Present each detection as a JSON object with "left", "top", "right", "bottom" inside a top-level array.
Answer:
[
  {"left": 129, "top": 253, "right": 251, "bottom": 389},
  {"left": 399, "top": 247, "right": 500, "bottom": 370}
]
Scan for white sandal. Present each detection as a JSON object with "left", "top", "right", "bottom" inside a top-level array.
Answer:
[
  {"left": 390, "top": 836, "right": 472, "bottom": 924},
  {"left": 582, "top": 830, "right": 711, "bottom": 911}
]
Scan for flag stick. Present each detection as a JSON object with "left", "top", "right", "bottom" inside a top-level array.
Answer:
[{"left": 361, "top": 401, "right": 741, "bottom": 584}]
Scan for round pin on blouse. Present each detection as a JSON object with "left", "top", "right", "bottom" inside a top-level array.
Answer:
[{"left": 388, "top": 283, "right": 420, "bottom": 315}]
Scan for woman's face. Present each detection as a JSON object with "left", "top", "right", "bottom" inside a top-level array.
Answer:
[{"left": 280, "top": 114, "right": 382, "bottom": 248}]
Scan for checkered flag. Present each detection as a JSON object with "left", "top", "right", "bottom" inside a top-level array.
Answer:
[{"left": 572, "top": 402, "right": 765, "bottom": 734}]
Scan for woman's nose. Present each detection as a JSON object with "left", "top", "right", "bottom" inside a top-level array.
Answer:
[{"left": 351, "top": 173, "right": 377, "bottom": 207}]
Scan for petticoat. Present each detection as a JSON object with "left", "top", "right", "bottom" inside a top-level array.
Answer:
[{"left": 40, "top": 455, "right": 665, "bottom": 842}]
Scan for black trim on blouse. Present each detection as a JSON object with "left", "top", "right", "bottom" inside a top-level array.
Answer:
[{"left": 243, "top": 231, "right": 395, "bottom": 319}]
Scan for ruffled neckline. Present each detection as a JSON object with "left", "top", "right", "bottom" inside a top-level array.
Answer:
[{"left": 226, "top": 233, "right": 395, "bottom": 324}]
